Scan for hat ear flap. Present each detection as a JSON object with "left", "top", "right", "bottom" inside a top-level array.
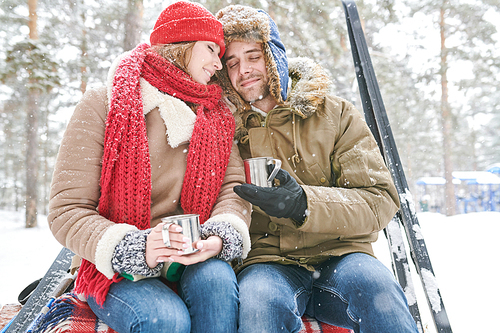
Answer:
[
  {"left": 257, "top": 9, "right": 288, "bottom": 103},
  {"left": 261, "top": 44, "right": 285, "bottom": 105}
]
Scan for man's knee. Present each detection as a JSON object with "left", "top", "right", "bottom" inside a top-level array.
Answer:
[
  {"left": 238, "top": 264, "right": 299, "bottom": 314},
  {"left": 239, "top": 264, "right": 281, "bottom": 299}
]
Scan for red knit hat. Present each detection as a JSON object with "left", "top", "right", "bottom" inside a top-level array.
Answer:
[{"left": 150, "top": 1, "right": 225, "bottom": 57}]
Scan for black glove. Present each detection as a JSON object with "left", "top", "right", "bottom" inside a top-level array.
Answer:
[{"left": 234, "top": 169, "right": 307, "bottom": 224}]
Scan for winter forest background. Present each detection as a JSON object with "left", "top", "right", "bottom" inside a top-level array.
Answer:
[{"left": 1, "top": 0, "right": 500, "bottom": 228}]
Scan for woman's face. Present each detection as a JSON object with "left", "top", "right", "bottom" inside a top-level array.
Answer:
[{"left": 187, "top": 41, "right": 222, "bottom": 85}]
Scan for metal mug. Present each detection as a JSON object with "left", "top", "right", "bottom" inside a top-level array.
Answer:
[
  {"left": 161, "top": 214, "right": 200, "bottom": 254},
  {"left": 243, "top": 157, "right": 282, "bottom": 187}
]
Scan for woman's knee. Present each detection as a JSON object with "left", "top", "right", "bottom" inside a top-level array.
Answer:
[
  {"left": 90, "top": 278, "right": 191, "bottom": 333},
  {"left": 182, "top": 259, "right": 237, "bottom": 292},
  {"left": 136, "top": 302, "right": 190, "bottom": 333},
  {"left": 183, "top": 258, "right": 235, "bottom": 280}
]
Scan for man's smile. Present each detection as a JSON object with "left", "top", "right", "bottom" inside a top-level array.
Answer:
[{"left": 239, "top": 76, "right": 261, "bottom": 88}]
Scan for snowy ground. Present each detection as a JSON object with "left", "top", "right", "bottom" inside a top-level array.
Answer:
[{"left": 1, "top": 209, "right": 499, "bottom": 332}]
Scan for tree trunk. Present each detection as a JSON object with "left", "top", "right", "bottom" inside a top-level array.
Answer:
[
  {"left": 439, "top": 4, "right": 456, "bottom": 216},
  {"left": 42, "top": 103, "right": 49, "bottom": 215},
  {"left": 26, "top": 0, "right": 39, "bottom": 228},
  {"left": 25, "top": 90, "right": 39, "bottom": 228},
  {"left": 28, "top": 0, "right": 38, "bottom": 40},
  {"left": 81, "top": 15, "right": 88, "bottom": 94},
  {"left": 124, "top": 0, "right": 143, "bottom": 51}
]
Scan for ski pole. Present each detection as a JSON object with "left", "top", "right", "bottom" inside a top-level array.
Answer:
[
  {"left": 24, "top": 273, "right": 76, "bottom": 333},
  {"left": 0, "top": 317, "right": 15, "bottom": 333}
]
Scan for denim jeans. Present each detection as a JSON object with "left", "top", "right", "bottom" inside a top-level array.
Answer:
[
  {"left": 88, "top": 258, "right": 238, "bottom": 333},
  {"left": 179, "top": 258, "right": 239, "bottom": 333},
  {"left": 237, "top": 253, "right": 419, "bottom": 333}
]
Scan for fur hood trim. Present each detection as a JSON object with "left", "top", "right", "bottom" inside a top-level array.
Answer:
[
  {"left": 233, "top": 57, "right": 331, "bottom": 141},
  {"left": 287, "top": 57, "right": 331, "bottom": 118},
  {"left": 107, "top": 51, "right": 196, "bottom": 148}
]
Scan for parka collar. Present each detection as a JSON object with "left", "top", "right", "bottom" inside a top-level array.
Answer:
[{"left": 286, "top": 57, "right": 331, "bottom": 118}]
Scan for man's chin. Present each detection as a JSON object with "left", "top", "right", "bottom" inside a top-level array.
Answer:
[
  {"left": 248, "top": 97, "right": 262, "bottom": 103},
  {"left": 238, "top": 92, "right": 263, "bottom": 104}
]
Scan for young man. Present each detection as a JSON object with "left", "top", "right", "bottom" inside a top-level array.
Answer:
[{"left": 216, "top": 5, "right": 419, "bottom": 333}]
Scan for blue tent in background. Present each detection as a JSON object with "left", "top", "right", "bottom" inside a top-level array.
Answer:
[
  {"left": 416, "top": 169, "right": 500, "bottom": 213},
  {"left": 487, "top": 163, "right": 500, "bottom": 175}
]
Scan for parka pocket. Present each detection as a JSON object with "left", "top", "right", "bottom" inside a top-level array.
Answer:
[{"left": 337, "top": 148, "right": 377, "bottom": 188}]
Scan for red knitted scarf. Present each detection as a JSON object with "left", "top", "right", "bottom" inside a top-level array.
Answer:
[{"left": 74, "top": 43, "right": 235, "bottom": 305}]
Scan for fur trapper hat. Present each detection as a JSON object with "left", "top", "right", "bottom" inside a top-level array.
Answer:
[{"left": 216, "top": 5, "right": 288, "bottom": 107}]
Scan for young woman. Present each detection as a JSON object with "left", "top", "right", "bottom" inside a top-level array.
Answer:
[{"left": 47, "top": 2, "right": 251, "bottom": 332}]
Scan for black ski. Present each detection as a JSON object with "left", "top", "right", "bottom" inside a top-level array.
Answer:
[
  {"left": 5, "top": 247, "right": 74, "bottom": 333},
  {"left": 340, "top": 3, "right": 423, "bottom": 330},
  {"left": 341, "top": 1, "right": 453, "bottom": 332}
]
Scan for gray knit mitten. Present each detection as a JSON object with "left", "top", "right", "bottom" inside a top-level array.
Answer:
[
  {"left": 112, "top": 229, "right": 164, "bottom": 277},
  {"left": 201, "top": 221, "right": 243, "bottom": 262}
]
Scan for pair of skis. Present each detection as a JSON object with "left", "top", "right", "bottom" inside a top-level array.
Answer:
[{"left": 341, "top": 1, "right": 453, "bottom": 332}]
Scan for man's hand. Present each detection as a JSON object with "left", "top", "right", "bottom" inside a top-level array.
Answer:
[{"left": 234, "top": 169, "right": 307, "bottom": 224}]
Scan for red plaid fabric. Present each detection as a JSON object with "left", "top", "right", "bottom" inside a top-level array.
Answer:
[
  {"left": 299, "top": 316, "right": 353, "bottom": 333},
  {"left": 31, "top": 294, "right": 117, "bottom": 333},
  {"left": 68, "top": 297, "right": 116, "bottom": 333}
]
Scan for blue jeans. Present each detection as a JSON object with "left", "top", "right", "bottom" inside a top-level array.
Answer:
[
  {"left": 237, "top": 253, "right": 419, "bottom": 333},
  {"left": 88, "top": 258, "right": 238, "bottom": 333}
]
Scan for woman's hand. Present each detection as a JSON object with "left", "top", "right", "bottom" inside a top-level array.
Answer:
[
  {"left": 145, "top": 223, "right": 190, "bottom": 268},
  {"left": 168, "top": 236, "right": 223, "bottom": 265}
]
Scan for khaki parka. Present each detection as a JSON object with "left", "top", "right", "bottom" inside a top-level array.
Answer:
[
  {"left": 234, "top": 58, "right": 400, "bottom": 273},
  {"left": 48, "top": 59, "right": 251, "bottom": 279}
]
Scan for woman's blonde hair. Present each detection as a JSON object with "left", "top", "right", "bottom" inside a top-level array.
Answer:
[{"left": 150, "top": 42, "right": 196, "bottom": 73}]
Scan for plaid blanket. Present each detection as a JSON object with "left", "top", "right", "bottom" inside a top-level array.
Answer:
[
  {"left": 31, "top": 294, "right": 116, "bottom": 333},
  {"left": 300, "top": 316, "right": 353, "bottom": 333},
  {"left": 32, "top": 293, "right": 352, "bottom": 333}
]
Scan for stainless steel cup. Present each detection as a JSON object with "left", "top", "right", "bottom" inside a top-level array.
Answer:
[
  {"left": 243, "top": 157, "right": 282, "bottom": 187},
  {"left": 161, "top": 214, "right": 200, "bottom": 254}
]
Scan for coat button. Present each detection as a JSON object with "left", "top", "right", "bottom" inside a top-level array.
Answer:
[
  {"left": 268, "top": 221, "right": 278, "bottom": 231},
  {"left": 320, "top": 177, "right": 326, "bottom": 183}
]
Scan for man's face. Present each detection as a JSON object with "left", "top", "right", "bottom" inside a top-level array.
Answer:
[{"left": 224, "top": 41, "right": 274, "bottom": 111}]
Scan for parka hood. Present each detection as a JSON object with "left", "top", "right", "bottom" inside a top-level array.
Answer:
[
  {"left": 287, "top": 57, "right": 331, "bottom": 118},
  {"left": 216, "top": 5, "right": 288, "bottom": 106},
  {"left": 215, "top": 6, "right": 330, "bottom": 126}
]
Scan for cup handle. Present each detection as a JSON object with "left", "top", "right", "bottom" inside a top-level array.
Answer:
[
  {"left": 162, "top": 222, "right": 175, "bottom": 247},
  {"left": 267, "top": 159, "right": 282, "bottom": 184}
]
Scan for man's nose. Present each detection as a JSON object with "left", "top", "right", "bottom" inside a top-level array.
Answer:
[{"left": 239, "top": 60, "right": 253, "bottom": 75}]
